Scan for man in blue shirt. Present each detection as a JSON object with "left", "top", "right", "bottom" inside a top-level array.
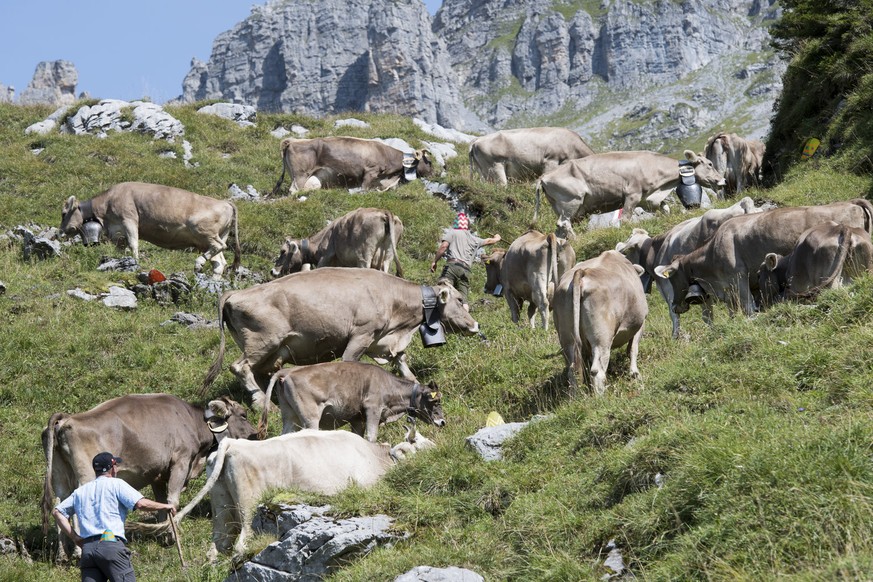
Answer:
[{"left": 52, "top": 451, "right": 176, "bottom": 581}]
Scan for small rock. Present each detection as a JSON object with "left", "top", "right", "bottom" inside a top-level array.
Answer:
[
  {"left": 97, "top": 256, "right": 139, "bottom": 272},
  {"left": 67, "top": 288, "right": 99, "bottom": 301},
  {"left": 102, "top": 286, "right": 137, "bottom": 310},
  {"left": 160, "top": 312, "right": 216, "bottom": 329},
  {"left": 395, "top": 566, "right": 484, "bottom": 582},
  {"left": 334, "top": 118, "right": 369, "bottom": 129},
  {"left": 466, "top": 421, "right": 529, "bottom": 462},
  {"left": 271, "top": 126, "right": 290, "bottom": 139}
]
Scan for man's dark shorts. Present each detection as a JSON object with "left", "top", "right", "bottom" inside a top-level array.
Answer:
[
  {"left": 81, "top": 540, "right": 135, "bottom": 582},
  {"left": 439, "top": 262, "right": 471, "bottom": 301}
]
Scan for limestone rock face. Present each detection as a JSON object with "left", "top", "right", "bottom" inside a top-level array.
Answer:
[
  {"left": 19, "top": 60, "right": 79, "bottom": 106},
  {"left": 181, "top": 0, "right": 465, "bottom": 128}
]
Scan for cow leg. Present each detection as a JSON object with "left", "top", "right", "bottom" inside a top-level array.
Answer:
[
  {"left": 230, "top": 357, "right": 268, "bottom": 410},
  {"left": 531, "top": 282, "right": 549, "bottom": 329},
  {"left": 391, "top": 353, "right": 417, "bottom": 381},
  {"left": 589, "top": 345, "right": 611, "bottom": 396},
  {"left": 505, "top": 293, "right": 522, "bottom": 326},
  {"left": 627, "top": 326, "right": 644, "bottom": 381},
  {"left": 121, "top": 221, "right": 139, "bottom": 258},
  {"left": 151, "top": 480, "right": 171, "bottom": 524},
  {"left": 210, "top": 252, "right": 228, "bottom": 279},
  {"left": 489, "top": 163, "right": 508, "bottom": 185}
]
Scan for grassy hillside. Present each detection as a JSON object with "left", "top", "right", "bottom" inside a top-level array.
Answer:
[{"left": 0, "top": 102, "right": 871, "bottom": 581}]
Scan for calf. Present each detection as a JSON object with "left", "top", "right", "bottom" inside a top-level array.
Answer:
[
  {"left": 271, "top": 207, "right": 403, "bottom": 277},
  {"left": 175, "top": 429, "right": 434, "bottom": 559},
  {"left": 258, "top": 361, "right": 445, "bottom": 441},
  {"left": 487, "top": 231, "right": 576, "bottom": 329},
  {"left": 615, "top": 196, "right": 761, "bottom": 337},
  {"left": 552, "top": 250, "right": 648, "bottom": 395},
  {"left": 758, "top": 221, "right": 873, "bottom": 305},
  {"left": 60, "top": 182, "right": 241, "bottom": 278},
  {"left": 655, "top": 200, "right": 873, "bottom": 317}
]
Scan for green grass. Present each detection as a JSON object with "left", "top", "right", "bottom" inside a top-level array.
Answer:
[{"left": 1, "top": 101, "right": 872, "bottom": 581}]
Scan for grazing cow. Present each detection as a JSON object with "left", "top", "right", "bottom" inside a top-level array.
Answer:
[
  {"left": 758, "top": 221, "right": 873, "bottom": 305},
  {"left": 468, "top": 127, "right": 595, "bottom": 185},
  {"left": 704, "top": 132, "right": 766, "bottom": 194},
  {"left": 534, "top": 150, "right": 726, "bottom": 238},
  {"left": 271, "top": 207, "right": 404, "bottom": 277},
  {"left": 552, "top": 250, "right": 648, "bottom": 395},
  {"left": 174, "top": 429, "right": 435, "bottom": 559},
  {"left": 41, "top": 394, "right": 256, "bottom": 554},
  {"left": 60, "top": 182, "right": 241, "bottom": 278},
  {"left": 201, "top": 268, "right": 480, "bottom": 409},
  {"left": 615, "top": 196, "right": 762, "bottom": 337},
  {"left": 258, "top": 361, "right": 445, "bottom": 441},
  {"left": 482, "top": 231, "right": 576, "bottom": 329},
  {"left": 655, "top": 199, "right": 873, "bottom": 317},
  {"left": 272, "top": 136, "right": 433, "bottom": 194}
]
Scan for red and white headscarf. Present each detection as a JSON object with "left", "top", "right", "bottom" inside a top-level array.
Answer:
[{"left": 453, "top": 212, "right": 469, "bottom": 230}]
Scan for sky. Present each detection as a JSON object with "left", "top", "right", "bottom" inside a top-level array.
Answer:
[{"left": 0, "top": 0, "right": 443, "bottom": 105}]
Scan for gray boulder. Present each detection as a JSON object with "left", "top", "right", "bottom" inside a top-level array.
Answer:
[
  {"left": 395, "top": 566, "right": 485, "bottom": 582},
  {"left": 198, "top": 103, "right": 257, "bottom": 127},
  {"left": 228, "top": 504, "right": 405, "bottom": 582},
  {"left": 18, "top": 226, "right": 62, "bottom": 260},
  {"left": 466, "top": 422, "right": 530, "bottom": 462},
  {"left": 101, "top": 286, "right": 137, "bottom": 310},
  {"left": 97, "top": 256, "right": 140, "bottom": 272},
  {"left": 60, "top": 99, "right": 184, "bottom": 141}
]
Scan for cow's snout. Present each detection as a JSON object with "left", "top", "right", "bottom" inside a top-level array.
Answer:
[
  {"left": 434, "top": 418, "right": 446, "bottom": 428},
  {"left": 269, "top": 267, "right": 282, "bottom": 279}
]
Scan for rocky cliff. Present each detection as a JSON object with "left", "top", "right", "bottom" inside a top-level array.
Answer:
[
  {"left": 181, "top": 0, "right": 785, "bottom": 150},
  {"left": 181, "top": 0, "right": 473, "bottom": 129}
]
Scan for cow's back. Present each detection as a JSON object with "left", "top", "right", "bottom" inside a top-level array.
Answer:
[
  {"left": 475, "top": 128, "right": 593, "bottom": 179},
  {"left": 97, "top": 182, "right": 232, "bottom": 250},
  {"left": 708, "top": 201, "right": 873, "bottom": 272},
  {"left": 223, "top": 268, "right": 419, "bottom": 366},
  {"left": 225, "top": 430, "right": 392, "bottom": 496}
]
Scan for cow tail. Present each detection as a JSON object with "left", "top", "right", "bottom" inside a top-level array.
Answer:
[
  {"left": 547, "top": 233, "right": 558, "bottom": 298},
  {"left": 852, "top": 199, "right": 873, "bottom": 235},
  {"left": 533, "top": 180, "right": 542, "bottom": 223},
  {"left": 570, "top": 269, "right": 586, "bottom": 385},
  {"left": 41, "top": 412, "right": 67, "bottom": 534},
  {"left": 175, "top": 439, "right": 230, "bottom": 524},
  {"left": 230, "top": 202, "right": 241, "bottom": 275},
  {"left": 200, "top": 292, "right": 230, "bottom": 397},
  {"left": 257, "top": 372, "right": 280, "bottom": 440},
  {"left": 270, "top": 139, "right": 293, "bottom": 198},
  {"left": 387, "top": 211, "right": 404, "bottom": 278}
]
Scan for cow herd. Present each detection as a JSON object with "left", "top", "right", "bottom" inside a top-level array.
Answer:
[{"left": 43, "top": 125, "right": 872, "bottom": 566}]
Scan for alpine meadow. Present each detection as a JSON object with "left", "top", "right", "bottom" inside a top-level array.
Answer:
[{"left": 2, "top": 1, "right": 873, "bottom": 581}]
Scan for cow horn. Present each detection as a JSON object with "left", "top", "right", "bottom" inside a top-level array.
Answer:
[{"left": 414, "top": 150, "right": 422, "bottom": 161}]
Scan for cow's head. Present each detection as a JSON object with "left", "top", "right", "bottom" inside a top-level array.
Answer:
[
  {"left": 60, "top": 196, "right": 83, "bottom": 236},
  {"left": 654, "top": 257, "right": 695, "bottom": 314},
  {"left": 390, "top": 424, "right": 436, "bottom": 461},
  {"left": 704, "top": 134, "right": 729, "bottom": 175},
  {"left": 685, "top": 150, "right": 727, "bottom": 190},
  {"left": 271, "top": 238, "right": 305, "bottom": 278},
  {"left": 205, "top": 397, "right": 258, "bottom": 440},
  {"left": 435, "top": 283, "right": 480, "bottom": 334},
  {"left": 482, "top": 250, "right": 506, "bottom": 296},
  {"left": 412, "top": 150, "right": 434, "bottom": 179},
  {"left": 410, "top": 381, "right": 446, "bottom": 427},
  {"left": 757, "top": 253, "right": 787, "bottom": 308}
]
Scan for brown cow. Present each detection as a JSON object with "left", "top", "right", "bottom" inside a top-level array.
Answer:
[
  {"left": 42, "top": 394, "right": 256, "bottom": 555},
  {"left": 655, "top": 200, "right": 873, "bottom": 317},
  {"left": 272, "top": 136, "right": 433, "bottom": 195},
  {"left": 704, "top": 132, "right": 765, "bottom": 195},
  {"left": 469, "top": 127, "right": 595, "bottom": 185},
  {"left": 552, "top": 250, "right": 648, "bottom": 395},
  {"left": 60, "top": 182, "right": 241, "bottom": 278},
  {"left": 615, "top": 196, "right": 762, "bottom": 337},
  {"left": 201, "top": 268, "right": 480, "bottom": 409},
  {"left": 271, "top": 207, "right": 404, "bottom": 277},
  {"left": 482, "top": 231, "right": 576, "bottom": 329},
  {"left": 758, "top": 221, "right": 873, "bottom": 305},
  {"left": 534, "top": 150, "right": 726, "bottom": 238},
  {"left": 258, "top": 361, "right": 445, "bottom": 441}
]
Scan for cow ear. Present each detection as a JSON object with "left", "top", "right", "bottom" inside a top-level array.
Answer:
[
  {"left": 414, "top": 150, "right": 422, "bottom": 161},
  {"left": 765, "top": 253, "right": 780, "bottom": 271},
  {"left": 438, "top": 287, "right": 450, "bottom": 304},
  {"left": 207, "top": 399, "right": 229, "bottom": 419},
  {"left": 684, "top": 150, "right": 698, "bottom": 163},
  {"left": 654, "top": 265, "right": 674, "bottom": 279},
  {"left": 615, "top": 241, "right": 628, "bottom": 253},
  {"left": 421, "top": 150, "right": 432, "bottom": 162},
  {"left": 63, "top": 196, "right": 78, "bottom": 214},
  {"left": 633, "top": 264, "right": 646, "bottom": 277}
]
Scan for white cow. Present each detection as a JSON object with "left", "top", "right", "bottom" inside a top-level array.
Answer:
[{"left": 175, "top": 429, "right": 433, "bottom": 559}]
